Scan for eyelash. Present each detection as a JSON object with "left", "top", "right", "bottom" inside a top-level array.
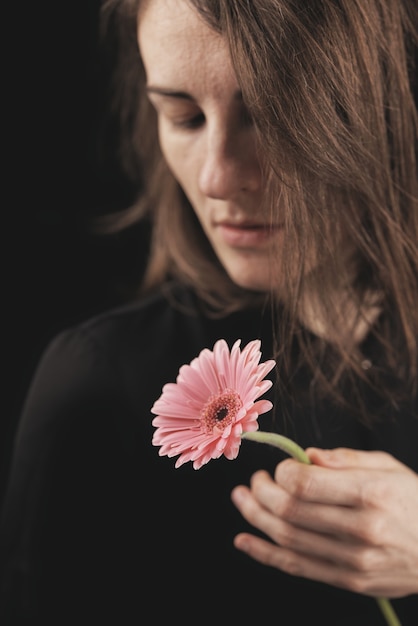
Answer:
[
  {"left": 165, "top": 108, "right": 253, "bottom": 131},
  {"left": 171, "top": 112, "right": 206, "bottom": 130}
]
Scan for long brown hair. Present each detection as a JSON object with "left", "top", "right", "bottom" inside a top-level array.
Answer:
[
  {"left": 99, "top": 0, "right": 260, "bottom": 312},
  {"left": 99, "top": 0, "right": 418, "bottom": 418}
]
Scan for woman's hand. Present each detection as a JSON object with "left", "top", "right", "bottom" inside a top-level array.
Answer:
[{"left": 231, "top": 448, "right": 418, "bottom": 598}]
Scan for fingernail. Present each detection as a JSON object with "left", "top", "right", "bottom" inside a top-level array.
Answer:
[
  {"left": 234, "top": 534, "right": 250, "bottom": 552},
  {"left": 231, "top": 486, "right": 244, "bottom": 505}
]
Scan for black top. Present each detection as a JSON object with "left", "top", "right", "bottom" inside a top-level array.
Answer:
[{"left": 1, "top": 283, "right": 417, "bottom": 625}]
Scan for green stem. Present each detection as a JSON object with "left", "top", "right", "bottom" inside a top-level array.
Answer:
[
  {"left": 241, "top": 430, "right": 312, "bottom": 464},
  {"left": 241, "top": 430, "right": 402, "bottom": 626},
  {"left": 376, "top": 597, "right": 401, "bottom": 626}
]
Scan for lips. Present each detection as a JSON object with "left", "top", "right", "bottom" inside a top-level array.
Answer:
[{"left": 215, "top": 221, "right": 283, "bottom": 247}]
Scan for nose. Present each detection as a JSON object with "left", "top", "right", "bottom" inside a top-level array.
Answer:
[{"left": 198, "top": 124, "right": 261, "bottom": 199}]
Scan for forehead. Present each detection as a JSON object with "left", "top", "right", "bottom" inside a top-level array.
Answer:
[{"left": 137, "top": 0, "right": 236, "bottom": 91}]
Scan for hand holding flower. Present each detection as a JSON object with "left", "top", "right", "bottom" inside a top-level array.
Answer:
[
  {"left": 232, "top": 446, "right": 418, "bottom": 599},
  {"left": 231, "top": 446, "right": 418, "bottom": 624},
  {"left": 151, "top": 338, "right": 410, "bottom": 626}
]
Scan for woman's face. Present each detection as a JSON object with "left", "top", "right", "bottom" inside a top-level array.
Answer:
[{"left": 138, "top": 0, "right": 284, "bottom": 291}]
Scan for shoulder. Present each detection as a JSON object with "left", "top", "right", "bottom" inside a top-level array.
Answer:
[
  {"left": 18, "top": 281, "right": 253, "bottom": 437},
  {"left": 5, "top": 286, "right": 206, "bottom": 505},
  {"left": 39, "top": 282, "right": 266, "bottom": 401},
  {"left": 61, "top": 281, "right": 205, "bottom": 354},
  {"left": 51, "top": 282, "right": 195, "bottom": 352},
  {"left": 21, "top": 284, "right": 201, "bottom": 421}
]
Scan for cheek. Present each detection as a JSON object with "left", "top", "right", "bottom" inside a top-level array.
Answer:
[
  {"left": 159, "top": 126, "right": 190, "bottom": 181},
  {"left": 159, "top": 128, "right": 203, "bottom": 205},
  {"left": 158, "top": 127, "right": 178, "bottom": 172}
]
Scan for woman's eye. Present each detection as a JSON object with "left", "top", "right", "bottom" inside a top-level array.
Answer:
[{"left": 171, "top": 112, "right": 205, "bottom": 130}]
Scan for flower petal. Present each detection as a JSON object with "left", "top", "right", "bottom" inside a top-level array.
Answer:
[{"left": 151, "top": 338, "right": 275, "bottom": 469}]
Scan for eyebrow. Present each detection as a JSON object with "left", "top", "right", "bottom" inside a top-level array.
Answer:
[
  {"left": 146, "top": 87, "right": 195, "bottom": 100},
  {"left": 146, "top": 86, "right": 244, "bottom": 102}
]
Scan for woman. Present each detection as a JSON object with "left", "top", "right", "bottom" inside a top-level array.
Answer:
[{"left": 1, "top": 0, "right": 417, "bottom": 624}]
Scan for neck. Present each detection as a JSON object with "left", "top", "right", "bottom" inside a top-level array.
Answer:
[{"left": 298, "top": 286, "right": 382, "bottom": 346}]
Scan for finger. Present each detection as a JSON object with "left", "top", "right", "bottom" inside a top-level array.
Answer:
[
  {"left": 306, "top": 447, "right": 403, "bottom": 471},
  {"left": 231, "top": 484, "right": 381, "bottom": 566},
  {"left": 242, "top": 474, "right": 383, "bottom": 539},
  {"left": 273, "top": 459, "right": 370, "bottom": 507},
  {"left": 233, "top": 531, "right": 417, "bottom": 597},
  {"left": 232, "top": 482, "right": 388, "bottom": 557},
  {"left": 233, "top": 532, "right": 376, "bottom": 595},
  {"left": 244, "top": 470, "right": 349, "bottom": 531}
]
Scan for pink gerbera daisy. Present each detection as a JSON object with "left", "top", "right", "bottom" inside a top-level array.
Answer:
[{"left": 151, "top": 338, "right": 276, "bottom": 469}]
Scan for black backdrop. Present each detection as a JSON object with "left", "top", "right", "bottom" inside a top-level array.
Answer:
[{"left": 3, "top": 2, "right": 149, "bottom": 506}]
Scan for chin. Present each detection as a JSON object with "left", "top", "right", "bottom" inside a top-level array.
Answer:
[{"left": 226, "top": 268, "right": 273, "bottom": 293}]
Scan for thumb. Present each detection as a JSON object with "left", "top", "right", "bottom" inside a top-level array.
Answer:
[{"left": 306, "top": 447, "right": 398, "bottom": 470}]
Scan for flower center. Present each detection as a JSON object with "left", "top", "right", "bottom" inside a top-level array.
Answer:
[{"left": 201, "top": 390, "right": 242, "bottom": 433}]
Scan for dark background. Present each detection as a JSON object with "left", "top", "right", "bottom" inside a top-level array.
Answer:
[{"left": 3, "top": 2, "right": 148, "bottom": 504}]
